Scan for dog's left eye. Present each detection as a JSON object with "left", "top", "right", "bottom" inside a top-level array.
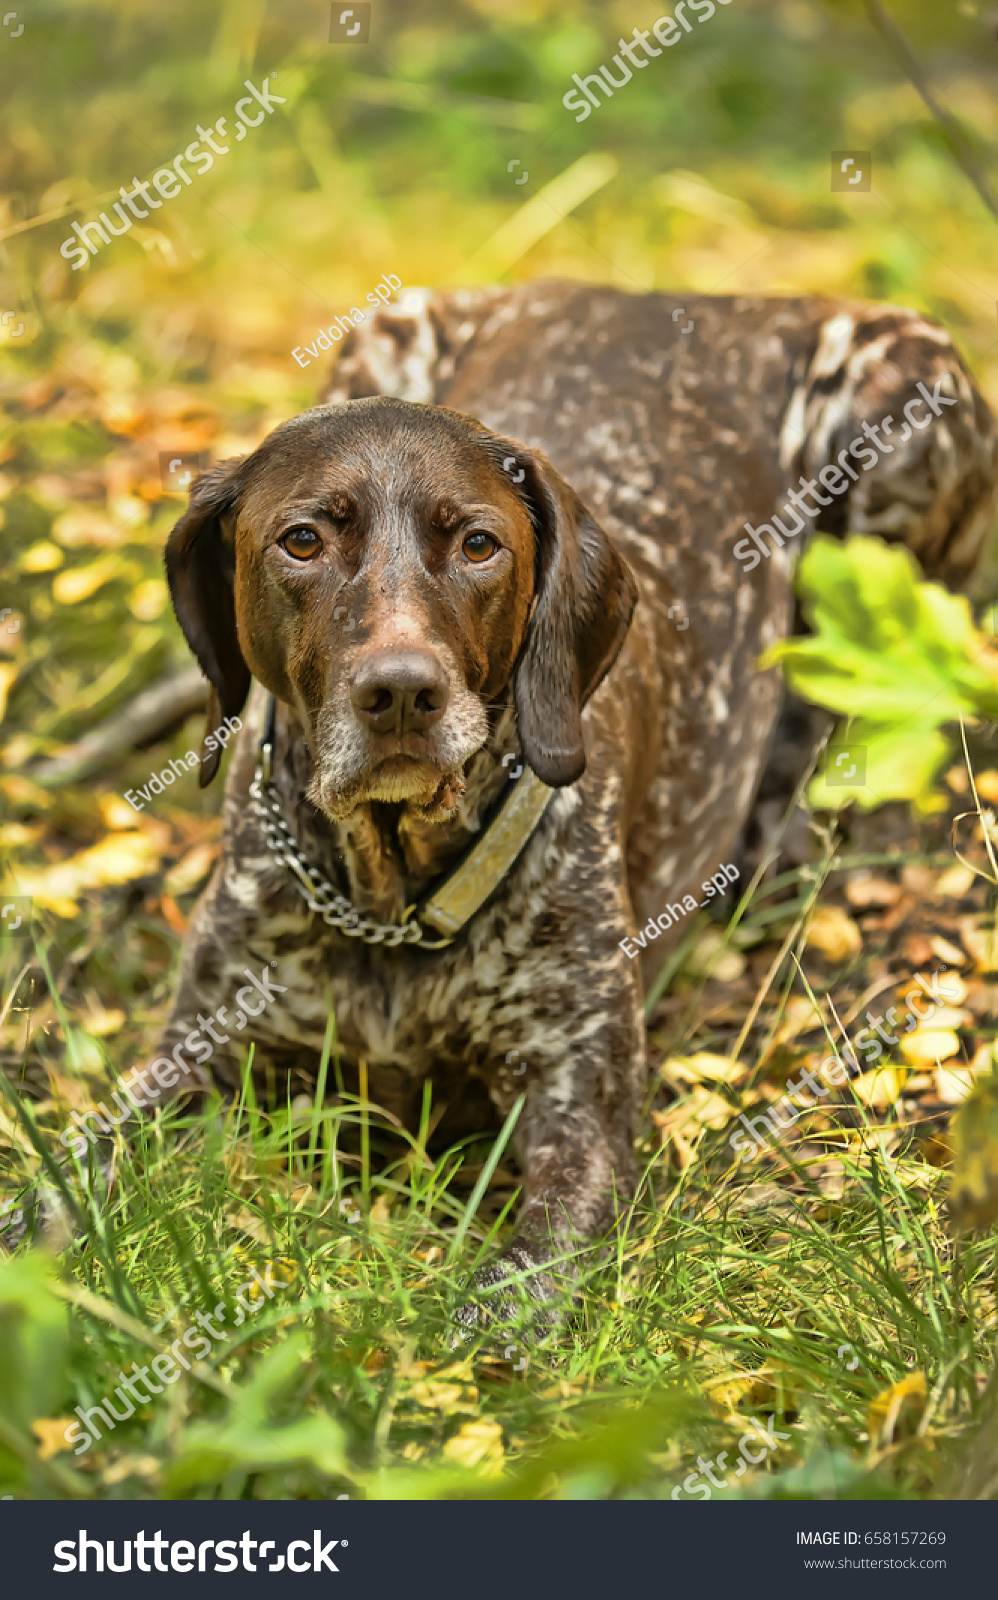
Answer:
[
  {"left": 281, "top": 528, "right": 322, "bottom": 561},
  {"left": 462, "top": 532, "right": 499, "bottom": 563}
]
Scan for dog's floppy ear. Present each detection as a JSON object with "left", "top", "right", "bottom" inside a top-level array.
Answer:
[
  {"left": 494, "top": 441, "right": 638, "bottom": 788},
  {"left": 165, "top": 457, "right": 251, "bottom": 786}
]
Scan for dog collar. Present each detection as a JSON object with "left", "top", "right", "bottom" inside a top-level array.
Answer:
[{"left": 249, "top": 694, "right": 555, "bottom": 949}]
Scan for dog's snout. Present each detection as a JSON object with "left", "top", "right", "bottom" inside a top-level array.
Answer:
[{"left": 349, "top": 650, "right": 450, "bottom": 734}]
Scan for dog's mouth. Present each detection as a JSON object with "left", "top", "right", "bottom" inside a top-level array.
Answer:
[
  {"left": 308, "top": 751, "right": 470, "bottom": 822},
  {"left": 364, "top": 752, "right": 467, "bottom": 808},
  {"left": 307, "top": 681, "right": 492, "bottom": 823}
]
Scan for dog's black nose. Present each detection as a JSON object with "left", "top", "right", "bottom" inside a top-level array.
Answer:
[{"left": 349, "top": 650, "right": 450, "bottom": 735}]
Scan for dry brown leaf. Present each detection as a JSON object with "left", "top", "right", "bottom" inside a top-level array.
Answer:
[
  {"left": 163, "top": 842, "right": 218, "bottom": 896},
  {"left": 901, "top": 933, "right": 934, "bottom": 966},
  {"left": 44, "top": 1070, "right": 100, "bottom": 1117},
  {"left": 805, "top": 905, "right": 862, "bottom": 961},
  {"left": 845, "top": 871, "right": 901, "bottom": 909},
  {"left": 901, "top": 865, "right": 938, "bottom": 897},
  {"left": 159, "top": 894, "right": 188, "bottom": 935},
  {"left": 946, "top": 766, "right": 970, "bottom": 795},
  {"left": 958, "top": 978, "right": 998, "bottom": 1018},
  {"left": 929, "top": 936, "right": 966, "bottom": 968}
]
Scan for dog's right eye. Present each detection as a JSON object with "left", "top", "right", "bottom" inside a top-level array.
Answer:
[{"left": 281, "top": 528, "right": 322, "bottom": 561}]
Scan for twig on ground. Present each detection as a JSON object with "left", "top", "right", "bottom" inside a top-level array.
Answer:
[
  {"left": 30, "top": 667, "right": 209, "bottom": 788},
  {"left": 865, "top": 0, "right": 998, "bottom": 224}
]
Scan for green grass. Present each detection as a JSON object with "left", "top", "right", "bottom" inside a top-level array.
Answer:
[
  {"left": 2, "top": 0, "right": 998, "bottom": 1505},
  {"left": 1, "top": 983, "right": 995, "bottom": 1501}
]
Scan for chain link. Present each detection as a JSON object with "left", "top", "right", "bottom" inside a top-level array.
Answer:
[{"left": 249, "top": 766, "right": 439, "bottom": 948}]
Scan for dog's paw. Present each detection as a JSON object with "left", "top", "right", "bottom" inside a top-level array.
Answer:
[{"left": 452, "top": 1240, "right": 564, "bottom": 1344}]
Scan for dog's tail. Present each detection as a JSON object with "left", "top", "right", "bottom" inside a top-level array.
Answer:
[{"left": 781, "top": 302, "right": 996, "bottom": 592}]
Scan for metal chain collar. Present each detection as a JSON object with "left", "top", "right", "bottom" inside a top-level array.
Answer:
[{"left": 249, "top": 754, "right": 448, "bottom": 949}]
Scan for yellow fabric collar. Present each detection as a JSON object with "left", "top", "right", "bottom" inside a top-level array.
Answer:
[{"left": 413, "top": 767, "right": 556, "bottom": 943}]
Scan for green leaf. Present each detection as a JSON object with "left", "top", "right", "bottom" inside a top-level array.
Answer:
[
  {"left": 0, "top": 1252, "right": 71, "bottom": 1432},
  {"left": 763, "top": 535, "right": 998, "bottom": 726},
  {"left": 808, "top": 719, "right": 950, "bottom": 813},
  {"left": 163, "top": 1334, "right": 349, "bottom": 1496}
]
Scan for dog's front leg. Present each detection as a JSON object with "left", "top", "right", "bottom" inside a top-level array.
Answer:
[{"left": 459, "top": 1004, "right": 643, "bottom": 1334}]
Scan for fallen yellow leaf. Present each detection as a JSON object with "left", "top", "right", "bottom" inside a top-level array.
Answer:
[
  {"left": 851, "top": 1068, "right": 903, "bottom": 1109},
  {"left": 652, "top": 1085, "right": 735, "bottom": 1145},
  {"left": 442, "top": 1417, "right": 504, "bottom": 1469},
  {"left": 973, "top": 770, "right": 998, "bottom": 804},
  {"left": 52, "top": 555, "right": 122, "bottom": 605},
  {"left": 15, "top": 829, "right": 164, "bottom": 912},
  {"left": 20, "top": 541, "right": 63, "bottom": 573},
  {"left": 929, "top": 936, "right": 966, "bottom": 968},
  {"left": 805, "top": 906, "right": 862, "bottom": 962},
  {"left": 408, "top": 1367, "right": 479, "bottom": 1414},
  {"left": 898, "top": 1030, "right": 962, "bottom": 1067},
  {"left": 78, "top": 1004, "right": 126, "bottom": 1038},
  {"left": 948, "top": 1073, "right": 998, "bottom": 1234},
  {"left": 0, "top": 661, "right": 17, "bottom": 725},
  {"left": 685, "top": 927, "right": 745, "bottom": 983},
  {"left": 659, "top": 1052, "right": 746, "bottom": 1087},
  {"left": 958, "top": 915, "right": 998, "bottom": 972},
  {"left": 866, "top": 1373, "right": 926, "bottom": 1444},
  {"left": 935, "top": 1067, "right": 978, "bottom": 1105},
  {"left": 51, "top": 509, "right": 131, "bottom": 549},
  {"left": 31, "top": 1418, "right": 76, "bottom": 1460},
  {"left": 101, "top": 1453, "right": 161, "bottom": 1485},
  {"left": 773, "top": 994, "right": 824, "bottom": 1044},
  {"left": 934, "top": 864, "right": 977, "bottom": 899},
  {"left": 704, "top": 1372, "right": 779, "bottom": 1415}
]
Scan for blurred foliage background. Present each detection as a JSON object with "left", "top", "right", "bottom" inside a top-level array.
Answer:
[
  {"left": 3, "top": 0, "right": 998, "bottom": 1502},
  {"left": 2, "top": 0, "right": 998, "bottom": 767}
]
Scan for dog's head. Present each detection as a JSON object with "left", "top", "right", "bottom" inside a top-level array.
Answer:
[{"left": 166, "top": 396, "right": 637, "bottom": 820}]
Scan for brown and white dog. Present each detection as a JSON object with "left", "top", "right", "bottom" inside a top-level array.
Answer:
[{"left": 142, "top": 281, "right": 994, "bottom": 1319}]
